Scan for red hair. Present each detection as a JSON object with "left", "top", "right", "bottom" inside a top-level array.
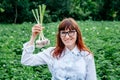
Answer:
[{"left": 53, "top": 18, "right": 90, "bottom": 58}]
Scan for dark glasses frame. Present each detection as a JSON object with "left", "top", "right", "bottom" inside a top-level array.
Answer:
[{"left": 60, "top": 30, "right": 76, "bottom": 37}]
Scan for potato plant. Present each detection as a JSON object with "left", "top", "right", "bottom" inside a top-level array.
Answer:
[{"left": 0, "top": 21, "right": 120, "bottom": 80}]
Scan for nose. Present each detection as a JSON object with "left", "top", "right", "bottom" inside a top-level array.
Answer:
[{"left": 65, "top": 33, "right": 70, "bottom": 38}]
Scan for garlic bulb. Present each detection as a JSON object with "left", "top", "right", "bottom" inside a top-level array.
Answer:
[{"left": 36, "top": 38, "right": 50, "bottom": 48}]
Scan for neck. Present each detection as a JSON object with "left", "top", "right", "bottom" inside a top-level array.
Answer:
[{"left": 66, "top": 44, "right": 76, "bottom": 51}]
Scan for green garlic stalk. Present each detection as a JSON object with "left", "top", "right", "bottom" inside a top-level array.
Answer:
[{"left": 32, "top": 4, "right": 50, "bottom": 48}]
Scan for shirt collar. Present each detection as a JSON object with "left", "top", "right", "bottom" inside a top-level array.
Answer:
[{"left": 64, "top": 45, "right": 81, "bottom": 56}]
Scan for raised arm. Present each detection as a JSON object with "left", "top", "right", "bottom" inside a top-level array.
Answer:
[{"left": 21, "top": 24, "right": 47, "bottom": 66}]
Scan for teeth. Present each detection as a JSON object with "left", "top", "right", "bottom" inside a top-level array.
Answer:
[{"left": 66, "top": 39, "right": 72, "bottom": 41}]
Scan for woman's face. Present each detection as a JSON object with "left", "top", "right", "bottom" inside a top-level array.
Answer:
[{"left": 60, "top": 29, "right": 77, "bottom": 49}]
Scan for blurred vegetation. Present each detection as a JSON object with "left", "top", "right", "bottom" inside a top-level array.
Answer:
[{"left": 0, "top": 0, "right": 120, "bottom": 23}]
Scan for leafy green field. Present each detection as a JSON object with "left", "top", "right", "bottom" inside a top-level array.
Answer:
[{"left": 0, "top": 21, "right": 120, "bottom": 80}]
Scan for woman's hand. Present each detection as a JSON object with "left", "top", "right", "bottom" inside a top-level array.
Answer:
[
  {"left": 32, "top": 24, "right": 43, "bottom": 38},
  {"left": 29, "top": 24, "right": 44, "bottom": 45}
]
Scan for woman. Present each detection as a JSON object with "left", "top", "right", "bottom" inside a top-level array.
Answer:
[{"left": 21, "top": 18, "right": 97, "bottom": 80}]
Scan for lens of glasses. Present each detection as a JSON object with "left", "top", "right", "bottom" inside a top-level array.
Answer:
[
  {"left": 60, "top": 30, "right": 76, "bottom": 37},
  {"left": 60, "top": 31, "right": 66, "bottom": 37}
]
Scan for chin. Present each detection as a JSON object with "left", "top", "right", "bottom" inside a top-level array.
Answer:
[{"left": 65, "top": 44, "right": 72, "bottom": 47}]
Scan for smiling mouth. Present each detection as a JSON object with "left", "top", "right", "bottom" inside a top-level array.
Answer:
[
  {"left": 65, "top": 39, "right": 72, "bottom": 42},
  {"left": 65, "top": 38, "right": 72, "bottom": 41}
]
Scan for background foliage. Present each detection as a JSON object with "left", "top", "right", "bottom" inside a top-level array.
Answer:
[
  {"left": 0, "top": 0, "right": 120, "bottom": 23},
  {"left": 0, "top": 0, "right": 120, "bottom": 79},
  {"left": 0, "top": 21, "right": 120, "bottom": 80}
]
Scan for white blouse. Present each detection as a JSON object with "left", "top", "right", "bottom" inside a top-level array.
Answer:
[{"left": 21, "top": 42, "right": 97, "bottom": 80}]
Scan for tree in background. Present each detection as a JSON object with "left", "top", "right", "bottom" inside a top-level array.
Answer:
[
  {"left": 44, "top": 0, "right": 72, "bottom": 21},
  {"left": 0, "top": 0, "right": 120, "bottom": 23},
  {"left": 102, "top": 0, "right": 120, "bottom": 20},
  {"left": 0, "top": 0, "right": 30, "bottom": 23},
  {"left": 69, "top": 0, "right": 100, "bottom": 20}
]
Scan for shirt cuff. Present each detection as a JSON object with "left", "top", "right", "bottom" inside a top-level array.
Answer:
[{"left": 22, "top": 42, "right": 35, "bottom": 53}]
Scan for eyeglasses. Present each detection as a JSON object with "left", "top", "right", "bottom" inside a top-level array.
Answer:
[{"left": 60, "top": 30, "right": 76, "bottom": 37}]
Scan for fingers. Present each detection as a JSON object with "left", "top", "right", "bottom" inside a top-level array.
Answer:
[
  {"left": 34, "top": 24, "right": 42, "bottom": 28},
  {"left": 32, "top": 27, "right": 41, "bottom": 32},
  {"left": 34, "top": 24, "right": 44, "bottom": 28},
  {"left": 34, "top": 24, "right": 43, "bottom": 29},
  {"left": 32, "top": 24, "right": 44, "bottom": 32}
]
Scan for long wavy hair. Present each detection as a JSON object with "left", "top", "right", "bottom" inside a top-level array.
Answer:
[{"left": 53, "top": 18, "right": 90, "bottom": 58}]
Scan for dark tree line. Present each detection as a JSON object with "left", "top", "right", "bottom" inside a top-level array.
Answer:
[{"left": 0, "top": 0, "right": 120, "bottom": 23}]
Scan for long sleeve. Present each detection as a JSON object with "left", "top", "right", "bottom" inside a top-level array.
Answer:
[
  {"left": 85, "top": 54, "right": 97, "bottom": 80},
  {"left": 21, "top": 42, "right": 54, "bottom": 66}
]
